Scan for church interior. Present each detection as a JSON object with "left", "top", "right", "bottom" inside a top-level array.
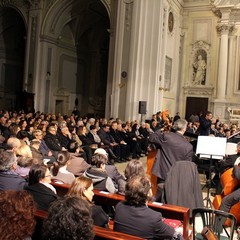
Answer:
[
  {"left": 0, "top": 0, "right": 240, "bottom": 239},
  {"left": 0, "top": 0, "right": 239, "bottom": 122}
]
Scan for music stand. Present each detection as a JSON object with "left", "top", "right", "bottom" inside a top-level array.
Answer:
[{"left": 196, "top": 136, "right": 227, "bottom": 208}]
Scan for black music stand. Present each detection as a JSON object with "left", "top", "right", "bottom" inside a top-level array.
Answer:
[{"left": 196, "top": 136, "right": 227, "bottom": 208}]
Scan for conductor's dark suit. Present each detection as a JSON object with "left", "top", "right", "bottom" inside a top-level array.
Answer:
[{"left": 150, "top": 131, "right": 194, "bottom": 182}]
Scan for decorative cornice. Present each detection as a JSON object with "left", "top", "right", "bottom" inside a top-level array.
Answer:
[
  {"left": 192, "top": 40, "right": 211, "bottom": 50},
  {"left": 183, "top": 85, "right": 214, "bottom": 95},
  {"left": 0, "top": 0, "right": 28, "bottom": 7},
  {"left": 0, "top": 0, "right": 15, "bottom": 7}
]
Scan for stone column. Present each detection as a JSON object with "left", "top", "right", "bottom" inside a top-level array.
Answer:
[{"left": 216, "top": 24, "right": 233, "bottom": 100}]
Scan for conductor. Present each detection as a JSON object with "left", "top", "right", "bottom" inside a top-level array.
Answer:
[{"left": 149, "top": 119, "right": 194, "bottom": 201}]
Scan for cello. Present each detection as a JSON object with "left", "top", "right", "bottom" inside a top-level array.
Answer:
[{"left": 212, "top": 165, "right": 240, "bottom": 226}]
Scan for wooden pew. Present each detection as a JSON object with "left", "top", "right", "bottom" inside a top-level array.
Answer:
[
  {"left": 51, "top": 180, "right": 191, "bottom": 239},
  {"left": 34, "top": 209, "right": 143, "bottom": 240}
]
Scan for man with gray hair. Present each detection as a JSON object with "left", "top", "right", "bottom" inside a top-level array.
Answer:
[
  {"left": 0, "top": 150, "right": 26, "bottom": 190},
  {"left": 149, "top": 119, "right": 194, "bottom": 201}
]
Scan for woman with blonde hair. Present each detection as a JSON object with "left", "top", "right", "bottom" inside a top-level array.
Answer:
[
  {"left": 15, "top": 141, "right": 32, "bottom": 158},
  {"left": 67, "top": 176, "right": 109, "bottom": 228}
]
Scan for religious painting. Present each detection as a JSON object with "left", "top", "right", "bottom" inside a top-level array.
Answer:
[{"left": 164, "top": 56, "right": 172, "bottom": 90}]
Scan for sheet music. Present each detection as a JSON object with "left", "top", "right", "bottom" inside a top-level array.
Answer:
[
  {"left": 196, "top": 136, "right": 226, "bottom": 159},
  {"left": 225, "top": 142, "right": 237, "bottom": 155}
]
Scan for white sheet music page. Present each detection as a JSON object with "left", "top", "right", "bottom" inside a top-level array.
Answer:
[{"left": 196, "top": 136, "right": 227, "bottom": 159}]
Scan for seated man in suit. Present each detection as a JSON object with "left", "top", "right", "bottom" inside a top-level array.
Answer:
[
  {"left": 0, "top": 149, "right": 27, "bottom": 190},
  {"left": 114, "top": 176, "right": 176, "bottom": 239}
]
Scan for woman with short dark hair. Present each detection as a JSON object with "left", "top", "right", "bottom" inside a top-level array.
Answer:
[
  {"left": 83, "top": 153, "right": 116, "bottom": 193},
  {"left": 124, "top": 159, "right": 145, "bottom": 181},
  {"left": 26, "top": 164, "right": 57, "bottom": 211},
  {"left": 0, "top": 190, "right": 36, "bottom": 240},
  {"left": 42, "top": 196, "right": 94, "bottom": 240}
]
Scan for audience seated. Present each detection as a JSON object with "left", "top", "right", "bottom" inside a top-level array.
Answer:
[
  {"left": 67, "top": 152, "right": 90, "bottom": 176},
  {"left": 0, "top": 149, "right": 26, "bottom": 190},
  {"left": 26, "top": 164, "right": 58, "bottom": 211},
  {"left": 57, "top": 125, "right": 73, "bottom": 151},
  {"left": 51, "top": 151, "right": 75, "bottom": 184},
  {"left": 42, "top": 196, "right": 94, "bottom": 240},
  {"left": 15, "top": 141, "right": 33, "bottom": 158},
  {"left": 87, "top": 125, "right": 102, "bottom": 147},
  {"left": 124, "top": 159, "right": 146, "bottom": 181},
  {"left": 110, "top": 121, "right": 129, "bottom": 162},
  {"left": 6, "top": 136, "right": 21, "bottom": 153},
  {"left": 131, "top": 123, "right": 148, "bottom": 156},
  {"left": 98, "top": 124, "right": 122, "bottom": 163},
  {"left": 67, "top": 176, "right": 109, "bottom": 228},
  {"left": 95, "top": 148, "right": 126, "bottom": 194},
  {"left": 15, "top": 156, "right": 35, "bottom": 179},
  {"left": 83, "top": 153, "right": 117, "bottom": 193},
  {"left": 32, "top": 129, "right": 56, "bottom": 162},
  {"left": 77, "top": 125, "right": 93, "bottom": 163},
  {"left": 114, "top": 176, "right": 176, "bottom": 239},
  {"left": 44, "top": 126, "right": 67, "bottom": 158},
  {"left": 30, "top": 140, "right": 44, "bottom": 163},
  {"left": 0, "top": 190, "right": 36, "bottom": 240}
]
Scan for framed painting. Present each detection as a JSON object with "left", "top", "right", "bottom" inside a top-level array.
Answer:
[{"left": 164, "top": 56, "right": 172, "bottom": 90}]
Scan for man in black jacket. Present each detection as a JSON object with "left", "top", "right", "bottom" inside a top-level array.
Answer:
[{"left": 149, "top": 119, "right": 194, "bottom": 201}]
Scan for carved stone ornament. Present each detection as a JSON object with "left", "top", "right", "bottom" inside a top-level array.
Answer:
[
  {"left": 26, "top": 0, "right": 41, "bottom": 9},
  {"left": 0, "top": 0, "right": 29, "bottom": 9},
  {"left": 216, "top": 24, "right": 234, "bottom": 35},
  {"left": 193, "top": 40, "right": 211, "bottom": 51},
  {"left": 0, "top": 0, "right": 15, "bottom": 6},
  {"left": 55, "top": 88, "right": 70, "bottom": 97},
  {"left": 183, "top": 86, "right": 214, "bottom": 96}
]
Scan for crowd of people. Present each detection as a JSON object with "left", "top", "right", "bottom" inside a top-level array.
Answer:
[{"left": 0, "top": 108, "right": 239, "bottom": 239}]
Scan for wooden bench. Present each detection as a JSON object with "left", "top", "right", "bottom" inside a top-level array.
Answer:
[
  {"left": 51, "top": 180, "right": 191, "bottom": 239},
  {"left": 34, "top": 209, "right": 143, "bottom": 240}
]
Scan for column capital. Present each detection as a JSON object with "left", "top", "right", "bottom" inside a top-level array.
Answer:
[{"left": 216, "top": 24, "right": 234, "bottom": 35}]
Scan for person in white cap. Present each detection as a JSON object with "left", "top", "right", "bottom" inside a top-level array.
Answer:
[{"left": 94, "top": 148, "right": 126, "bottom": 194}]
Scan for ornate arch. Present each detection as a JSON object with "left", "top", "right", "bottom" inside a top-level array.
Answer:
[
  {"left": 0, "top": 0, "right": 28, "bottom": 29},
  {"left": 41, "top": 0, "right": 111, "bottom": 40}
]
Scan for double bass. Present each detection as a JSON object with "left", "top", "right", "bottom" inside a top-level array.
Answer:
[{"left": 212, "top": 166, "right": 240, "bottom": 226}]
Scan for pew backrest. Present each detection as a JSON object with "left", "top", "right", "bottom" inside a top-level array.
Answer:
[
  {"left": 34, "top": 209, "right": 143, "bottom": 240},
  {"left": 50, "top": 180, "right": 190, "bottom": 239}
]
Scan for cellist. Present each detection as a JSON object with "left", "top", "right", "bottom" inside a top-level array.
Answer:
[
  {"left": 218, "top": 142, "right": 240, "bottom": 173},
  {"left": 219, "top": 156, "right": 240, "bottom": 213}
]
